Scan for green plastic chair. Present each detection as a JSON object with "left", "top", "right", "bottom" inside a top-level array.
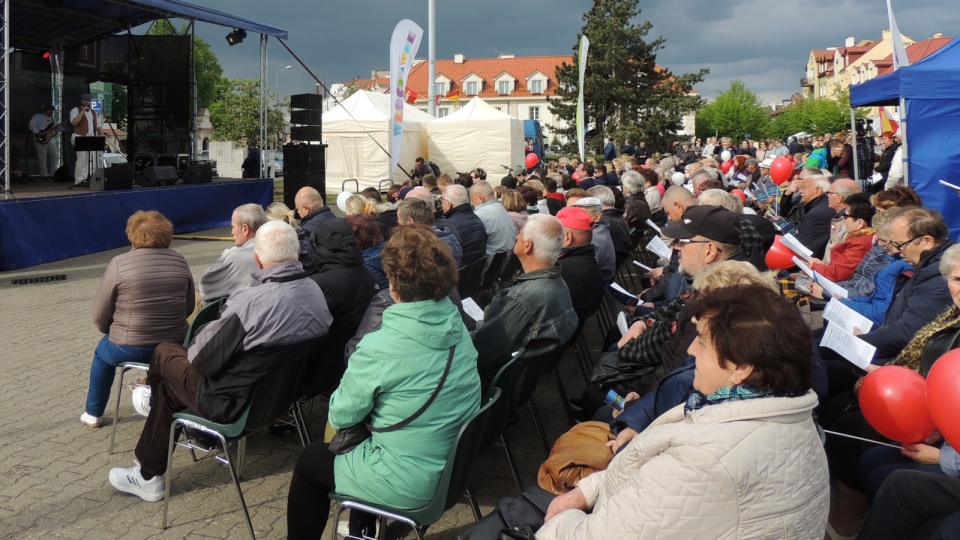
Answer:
[
  {"left": 328, "top": 388, "right": 502, "bottom": 539},
  {"left": 161, "top": 337, "right": 323, "bottom": 539},
  {"left": 108, "top": 298, "right": 225, "bottom": 454}
]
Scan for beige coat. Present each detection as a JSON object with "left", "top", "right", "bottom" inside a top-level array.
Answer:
[
  {"left": 91, "top": 247, "right": 195, "bottom": 346},
  {"left": 537, "top": 390, "right": 829, "bottom": 540}
]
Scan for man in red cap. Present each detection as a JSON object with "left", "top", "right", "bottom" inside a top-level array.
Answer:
[{"left": 556, "top": 206, "right": 605, "bottom": 325}]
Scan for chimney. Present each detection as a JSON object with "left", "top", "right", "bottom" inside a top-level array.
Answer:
[
  {"left": 454, "top": 54, "right": 465, "bottom": 64},
  {"left": 933, "top": 32, "right": 944, "bottom": 39},
  {"left": 845, "top": 36, "right": 855, "bottom": 47}
]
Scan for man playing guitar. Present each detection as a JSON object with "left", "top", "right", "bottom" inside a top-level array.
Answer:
[{"left": 28, "top": 104, "right": 64, "bottom": 180}]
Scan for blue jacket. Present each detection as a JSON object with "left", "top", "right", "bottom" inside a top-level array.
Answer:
[
  {"left": 444, "top": 204, "right": 488, "bottom": 267},
  {"left": 842, "top": 257, "right": 913, "bottom": 327},
  {"left": 861, "top": 241, "right": 956, "bottom": 363},
  {"left": 361, "top": 243, "right": 388, "bottom": 290}
]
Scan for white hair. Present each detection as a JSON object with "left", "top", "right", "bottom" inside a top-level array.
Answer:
[
  {"left": 443, "top": 184, "right": 470, "bottom": 206},
  {"left": 621, "top": 170, "right": 644, "bottom": 194},
  {"left": 698, "top": 189, "right": 743, "bottom": 213},
  {"left": 586, "top": 185, "right": 616, "bottom": 207},
  {"left": 808, "top": 174, "right": 832, "bottom": 193},
  {"left": 522, "top": 214, "right": 563, "bottom": 265},
  {"left": 254, "top": 220, "right": 299, "bottom": 264},
  {"left": 235, "top": 203, "right": 267, "bottom": 231}
]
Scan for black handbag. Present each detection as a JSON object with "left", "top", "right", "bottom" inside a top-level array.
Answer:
[
  {"left": 458, "top": 486, "right": 555, "bottom": 540},
  {"left": 329, "top": 346, "right": 455, "bottom": 455}
]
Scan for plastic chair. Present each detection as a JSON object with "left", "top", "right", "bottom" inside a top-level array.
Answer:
[
  {"left": 457, "top": 256, "right": 487, "bottom": 300},
  {"left": 479, "top": 251, "right": 508, "bottom": 292},
  {"left": 109, "top": 298, "right": 226, "bottom": 454},
  {"left": 487, "top": 350, "right": 532, "bottom": 492},
  {"left": 328, "top": 388, "right": 502, "bottom": 540},
  {"left": 161, "top": 337, "right": 323, "bottom": 539}
]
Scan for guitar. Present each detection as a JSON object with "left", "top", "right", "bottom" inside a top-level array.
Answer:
[{"left": 35, "top": 121, "right": 66, "bottom": 144}]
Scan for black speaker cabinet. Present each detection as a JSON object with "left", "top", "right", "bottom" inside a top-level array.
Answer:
[
  {"left": 290, "top": 93, "right": 323, "bottom": 110},
  {"left": 141, "top": 165, "right": 179, "bottom": 187},
  {"left": 291, "top": 109, "right": 322, "bottom": 125},
  {"left": 183, "top": 163, "right": 213, "bottom": 184},
  {"left": 90, "top": 165, "right": 134, "bottom": 191},
  {"left": 283, "top": 144, "right": 326, "bottom": 173},
  {"left": 291, "top": 126, "right": 322, "bottom": 142},
  {"left": 283, "top": 170, "right": 326, "bottom": 210}
]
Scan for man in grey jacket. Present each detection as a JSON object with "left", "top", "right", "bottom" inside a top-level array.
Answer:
[
  {"left": 107, "top": 221, "right": 332, "bottom": 503},
  {"left": 470, "top": 180, "right": 517, "bottom": 270},
  {"left": 198, "top": 203, "right": 266, "bottom": 306}
]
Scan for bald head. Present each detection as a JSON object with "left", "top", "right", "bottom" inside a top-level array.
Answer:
[
  {"left": 469, "top": 180, "right": 495, "bottom": 204},
  {"left": 833, "top": 178, "right": 861, "bottom": 198},
  {"left": 663, "top": 185, "right": 696, "bottom": 220},
  {"left": 294, "top": 187, "right": 325, "bottom": 219},
  {"left": 406, "top": 186, "right": 434, "bottom": 203}
]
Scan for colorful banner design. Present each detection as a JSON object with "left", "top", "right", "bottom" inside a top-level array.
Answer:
[
  {"left": 577, "top": 35, "right": 589, "bottom": 162},
  {"left": 389, "top": 19, "right": 424, "bottom": 179}
]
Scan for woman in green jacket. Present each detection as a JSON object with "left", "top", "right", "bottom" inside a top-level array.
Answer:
[{"left": 287, "top": 225, "right": 481, "bottom": 538}]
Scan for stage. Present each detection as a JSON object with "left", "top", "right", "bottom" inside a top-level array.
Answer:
[{"left": 0, "top": 178, "right": 274, "bottom": 270}]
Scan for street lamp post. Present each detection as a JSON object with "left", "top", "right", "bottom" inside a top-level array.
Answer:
[{"left": 275, "top": 65, "right": 292, "bottom": 100}]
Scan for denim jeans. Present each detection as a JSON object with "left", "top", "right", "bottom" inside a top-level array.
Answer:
[{"left": 84, "top": 335, "right": 156, "bottom": 417}]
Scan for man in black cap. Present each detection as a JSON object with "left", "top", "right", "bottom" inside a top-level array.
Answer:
[
  {"left": 661, "top": 205, "right": 743, "bottom": 281},
  {"left": 69, "top": 93, "right": 103, "bottom": 186},
  {"left": 28, "top": 104, "right": 62, "bottom": 180}
]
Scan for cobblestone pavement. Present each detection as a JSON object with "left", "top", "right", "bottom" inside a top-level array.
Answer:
[{"left": 0, "top": 229, "right": 591, "bottom": 539}]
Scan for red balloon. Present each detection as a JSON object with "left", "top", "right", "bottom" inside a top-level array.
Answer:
[
  {"left": 571, "top": 172, "right": 581, "bottom": 182},
  {"left": 764, "top": 236, "right": 794, "bottom": 270},
  {"left": 770, "top": 156, "right": 794, "bottom": 186},
  {"left": 926, "top": 349, "right": 960, "bottom": 449},
  {"left": 720, "top": 161, "right": 733, "bottom": 174},
  {"left": 525, "top": 153, "right": 540, "bottom": 169},
  {"left": 731, "top": 189, "right": 747, "bottom": 204},
  {"left": 859, "top": 366, "right": 936, "bottom": 443}
]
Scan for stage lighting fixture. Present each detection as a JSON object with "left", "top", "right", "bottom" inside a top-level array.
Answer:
[
  {"left": 225, "top": 28, "right": 247, "bottom": 46},
  {"left": 41, "top": 49, "right": 51, "bottom": 59}
]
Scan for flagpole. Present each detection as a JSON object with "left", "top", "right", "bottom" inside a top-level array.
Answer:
[
  {"left": 899, "top": 97, "right": 909, "bottom": 185},
  {"left": 427, "top": 0, "right": 436, "bottom": 116}
]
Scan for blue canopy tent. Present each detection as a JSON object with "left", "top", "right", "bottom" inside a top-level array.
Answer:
[{"left": 850, "top": 35, "right": 960, "bottom": 238}]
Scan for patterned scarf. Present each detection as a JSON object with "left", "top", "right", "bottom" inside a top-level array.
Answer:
[
  {"left": 892, "top": 305, "right": 960, "bottom": 372},
  {"left": 845, "top": 227, "right": 875, "bottom": 241},
  {"left": 684, "top": 384, "right": 773, "bottom": 414}
]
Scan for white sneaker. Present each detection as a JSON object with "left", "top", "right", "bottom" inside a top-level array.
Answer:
[
  {"left": 132, "top": 386, "right": 151, "bottom": 417},
  {"left": 80, "top": 412, "right": 101, "bottom": 428},
  {"left": 108, "top": 463, "right": 165, "bottom": 502}
]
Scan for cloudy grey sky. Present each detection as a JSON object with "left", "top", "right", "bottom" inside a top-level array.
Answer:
[{"left": 187, "top": 0, "right": 958, "bottom": 107}]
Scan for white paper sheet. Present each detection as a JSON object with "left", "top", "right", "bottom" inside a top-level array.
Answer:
[
  {"left": 820, "top": 324, "right": 876, "bottom": 370},
  {"left": 461, "top": 297, "right": 485, "bottom": 322},
  {"left": 823, "top": 298, "right": 873, "bottom": 334},
  {"left": 646, "top": 236, "right": 673, "bottom": 261},
  {"left": 610, "top": 281, "right": 633, "bottom": 298},
  {"left": 793, "top": 256, "right": 815, "bottom": 278},
  {"left": 616, "top": 312, "right": 629, "bottom": 336},
  {"left": 743, "top": 188, "right": 757, "bottom": 201},
  {"left": 645, "top": 219, "right": 662, "bottom": 234},
  {"left": 782, "top": 233, "right": 813, "bottom": 259},
  {"left": 871, "top": 172, "right": 884, "bottom": 185},
  {"left": 632, "top": 260, "right": 652, "bottom": 272},
  {"left": 815, "top": 271, "right": 849, "bottom": 299}
]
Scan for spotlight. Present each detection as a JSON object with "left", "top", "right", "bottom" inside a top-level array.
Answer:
[
  {"left": 225, "top": 28, "right": 247, "bottom": 46},
  {"left": 41, "top": 49, "right": 50, "bottom": 59}
]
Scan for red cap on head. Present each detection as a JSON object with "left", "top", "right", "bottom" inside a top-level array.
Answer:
[{"left": 556, "top": 207, "right": 593, "bottom": 231}]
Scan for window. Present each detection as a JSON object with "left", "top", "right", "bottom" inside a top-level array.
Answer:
[
  {"left": 498, "top": 80, "right": 511, "bottom": 95},
  {"left": 529, "top": 107, "right": 540, "bottom": 120},
  {"left": 465, "top": 81, "right": 479, "bottom": 95},
  {"left": 438, "top": 108, "right": 450, "bottom": 118},
  {"left": 530, "top": 79, "right": 544, "bottom": 94}
]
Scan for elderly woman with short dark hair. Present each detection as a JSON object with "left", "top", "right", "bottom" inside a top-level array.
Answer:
[
  {"left": 536, "top": 284, "right": 829, "bottom": 539},
  {"left": 81, "top": 210, "right": 194, "bottom": 427}
]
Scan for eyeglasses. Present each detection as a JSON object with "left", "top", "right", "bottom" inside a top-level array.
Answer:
[
  {"left": 676, "top": 238, "right": 713, "bottom": 246},
  {"left": 889, "top": 236, "right": 921, "bottom": 252},
  {"left": 825, "top": 190, "right": 842, "bottom": 197}
]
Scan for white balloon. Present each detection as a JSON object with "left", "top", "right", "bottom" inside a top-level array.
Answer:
[
  {"left": 336, "top": 191, "right": 354, "bottom": 214},
  {"left": 720, "top": 150, "right": 731, "bottom": 162},
  {"left": 671, "top": 172, "right": 686, "bottom": 186}
]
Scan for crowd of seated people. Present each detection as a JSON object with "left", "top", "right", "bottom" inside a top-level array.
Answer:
[{"left": 81, "top": 145, "right": 960, "bottom": 539}]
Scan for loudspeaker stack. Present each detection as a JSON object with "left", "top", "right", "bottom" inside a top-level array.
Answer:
[{"left": 284, "top": 93, "right": 328, "bottom": 209}]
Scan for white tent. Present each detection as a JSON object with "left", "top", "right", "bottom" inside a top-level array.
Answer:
[
  {"left": 322, "top": 90, "right": 434, "bottom": 193},
  {"left": 425, "top": 97, "right": 525, "bottom": 186}
]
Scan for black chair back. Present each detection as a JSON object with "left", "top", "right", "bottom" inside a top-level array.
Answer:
[{"left": 440, "top": 388, "right": 502, "bottom": 513}]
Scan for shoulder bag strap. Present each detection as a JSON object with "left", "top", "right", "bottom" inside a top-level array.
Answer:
[{"left": 370, "top": 345, "right": 456, "bottom": 433}]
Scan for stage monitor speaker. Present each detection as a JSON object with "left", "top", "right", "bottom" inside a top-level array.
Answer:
[
  {"left": 291, "top": 109, "right": 322, "bottom": 125},
  {"left": 183, "top": 163, "right": 213, "bottom": 184},
  {"left": 90, "top": 165, "right": 134, "bottom": 191},
  {"left": 141, "top": 165, "right": 179, "bottom": 187},
  {"left": 291, "top": 126, "right": 322, "bottom": 142},
  {"left": 290, "top": 93, "right": 323, "bottom": 110},
  {"left": 283, "top": 170, "right": 326, "bottom": 210}
]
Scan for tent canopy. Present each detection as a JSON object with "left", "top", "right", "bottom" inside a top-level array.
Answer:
[
  {"left": 426, "top": 97, "right": 524, "bottom": 185},
  {"left": 323, "top": 91, "right": 434, "bottom": 192},
  {"left": 851, "top": 36, "right": 960, "bottom": 106},
  {"left": 849, "top": 35, "right": 960, "bottom": 239},
  {"left": 11, "top": 0, "right": 288, "bottom": 51}
]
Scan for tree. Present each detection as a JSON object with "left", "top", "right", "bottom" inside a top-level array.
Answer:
[
  {"left": 695, "top": 80, "right": 770, "bottom": 142},
  {"left": 548, "top": 0, "right": 707, "bottom": 153},
  {"left": 769, "top": 89, "right": 862, "bottom": 139},
  {"left": 209, "top": 78, "right": 286, "bottom": 144}
]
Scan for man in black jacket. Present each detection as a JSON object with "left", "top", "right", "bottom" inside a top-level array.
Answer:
[
  {"left": 875, "top": 131, "right": 901, "bottom": 186},
  {"left": 556, "top": 207, "right": 605, "bottom": 325},
  {"left": 790, "top": 174, "right": 837, "bottom": 259},
  {"left": 442, "top": 184, "right": 487, "bottom": 266},
  {"left": 107, "top": 221, "right": 332, "bottom": 502}
]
